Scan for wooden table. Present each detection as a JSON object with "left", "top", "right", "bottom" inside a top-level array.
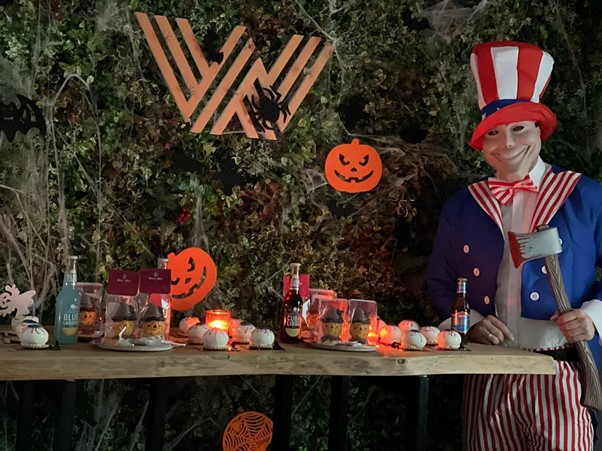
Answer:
[
  {"left": 1, "top": 338, "right": 555, "bottom": 450},
  {"left": 0, "top": 340, "right": 554, "bottom": 380}
]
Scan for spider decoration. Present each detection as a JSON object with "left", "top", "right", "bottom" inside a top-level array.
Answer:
[{"left": 247, "top": 79, "right": 290, "bottom": 133}]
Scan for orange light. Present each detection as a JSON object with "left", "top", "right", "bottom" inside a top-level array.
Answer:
[
  {"left": 367, "top": 332, "right": 379, "bottom": 345},
  {"left": 208, "top": 319, "right": 229, "bottom": 330},
  {"left": 205, "top": 309, "right": 231, "bottom": 333}
]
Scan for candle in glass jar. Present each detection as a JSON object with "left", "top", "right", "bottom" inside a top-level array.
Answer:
[{"left": 205, "top": 309, "right": 231, "bottom": 332}]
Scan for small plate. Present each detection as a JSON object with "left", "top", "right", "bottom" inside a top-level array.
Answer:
[
  {"left": 78, "top": 331, "right": 103, "bottom": 342},
  {"left": 20, "top": 343, "right": 50, "bottom": 350},
  {"left": 95, "top": 342, "right": 173, "bottom": 352},
  {"left": 308, "top": 341, "right": 376, "bottom": 352}
]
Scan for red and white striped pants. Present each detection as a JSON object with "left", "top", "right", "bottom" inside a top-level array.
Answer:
[{"left": 463, "top": 361, "right": 593, "bottom": 450}]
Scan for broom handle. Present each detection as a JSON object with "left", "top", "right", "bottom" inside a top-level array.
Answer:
[{"left": 544, "top": 253, "right": 602, "bottom": 412}]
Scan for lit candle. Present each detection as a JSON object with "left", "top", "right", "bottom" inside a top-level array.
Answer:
[{"left": 205, "top": 309, "right": 231, "bottom": 333}]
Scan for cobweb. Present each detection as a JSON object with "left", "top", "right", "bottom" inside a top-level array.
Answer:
[{"left": 416, "top": 0, "right": 489, "bottom": 43}]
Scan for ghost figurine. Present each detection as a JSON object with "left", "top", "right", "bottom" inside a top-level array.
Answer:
[{"left": 1, "top": 284, "right": 36, "bottom": 318}]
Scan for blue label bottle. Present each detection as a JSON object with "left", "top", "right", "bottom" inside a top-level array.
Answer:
[{"left": 54, "top": 256, "right": 81, "bottom": 344}]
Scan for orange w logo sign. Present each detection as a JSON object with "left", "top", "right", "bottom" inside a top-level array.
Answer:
[{"left": 135, "top": 13, "right": 334, "bottom": 140}]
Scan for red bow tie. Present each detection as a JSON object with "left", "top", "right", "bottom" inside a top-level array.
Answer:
[{"left": 486, "top": 175, "right": 538, "bottom": 205}]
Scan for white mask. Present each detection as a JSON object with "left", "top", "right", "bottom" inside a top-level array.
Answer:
[{"left": 481, "top": 121, "right": 542, "bottom": 181}]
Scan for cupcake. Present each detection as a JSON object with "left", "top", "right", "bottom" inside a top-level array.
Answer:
[
  {"left": 398, "top": 319, "right": 420, "bottom": 333},
  {"left": 420, "top": 326, "right": 440, "bottom": 346},
  {"left": 228, "top": 318, "right": 243, "bottom": 338},
  {"left": 379, "top": 325, "right": 401, "bottom": 346},
  {"left": 179, "top": 316, "right": 200, "bottom": 335},
  {"left": 320, "top": 307, "right": 344, "bottom": 343},
  {"left": 141, "top": 304, "right": 165, "bottom": 337},
  {"left": 376, "top": 317, "right": 386, "bottom": 333},
  {"left": 188, "top": 323, "right": 211, "bottom": 345},
  {"left": 436, "top": 329, "right": 462, "bottom": 350},
  {"left": 20, "top": 323, "right": 49, "bottom": 348},
  {"left": 400, "top": 329, "right": 427, "bottom": 351},
  {"left": 232, "top": 321, "right": 255, "bottom": 344},
  {"left": 111, "top": 303, "right": 137, "bottom": 338},
  {"left": 16, "top": 319, "right": 41, "bottom": 338},
  {"left": 11, "top": 315, "right": 39, "bottom": 332},
  {"left": 202, "top": 328, "right": 229, "bottom": 350},
  {"left": 350, "top": 309, "right": 371, "bottom": 344},
  {"left": 249, "top": 328, "right": 275, "bottom": 349}
]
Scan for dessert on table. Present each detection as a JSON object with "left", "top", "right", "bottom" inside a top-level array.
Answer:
[
  {"left": 249, "top": 328, "right": 275, "bottom": 349},
  {"left": 419, "top": 326, "right": 440, "bottom": 346},
  {"left": 202, "top": 328, "right": 229, "bottom": 350}
]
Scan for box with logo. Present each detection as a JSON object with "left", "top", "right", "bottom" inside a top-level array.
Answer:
[
  {"left": 104, "top": 270, "right": 140, "bottom": 339},
  {"left": 137, "top": 268, "right": 171, "bottom": 340},
  {"left": 76, "top": 282, "right": 104, "bottom": 340},
  {"left": 316, "top": 298, "right": 349, "bottom": 343}
]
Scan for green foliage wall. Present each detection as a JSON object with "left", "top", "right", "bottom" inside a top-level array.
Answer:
[{"left": 0, "top": 0, "right": 600, "bottom": 449}]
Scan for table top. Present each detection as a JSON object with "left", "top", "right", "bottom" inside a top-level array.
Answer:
[{"left": 0, "top": 335, "right": 555, "bottom": 381}]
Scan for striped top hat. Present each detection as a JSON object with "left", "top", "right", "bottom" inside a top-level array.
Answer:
[{"left": 469, "top": 41, "right": 557, "bottom": 150}]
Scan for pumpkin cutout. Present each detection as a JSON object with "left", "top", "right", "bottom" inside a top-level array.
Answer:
[
  {"left": 324, "top": 139, "right": 382, "bottom": 193},
  {"left": 222, "top": 411, "right": 273, "bottom": 451},
  {"left": 168, "top": 247, "right": 217, "bottom": 311}
]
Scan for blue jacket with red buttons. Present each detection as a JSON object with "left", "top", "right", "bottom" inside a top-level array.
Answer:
[{"left": 426, "top": 166, "right": 602, "bottom": 366}]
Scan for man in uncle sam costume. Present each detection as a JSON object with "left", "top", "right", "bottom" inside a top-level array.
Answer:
[{"left": 427, "top": 41, "right": 602, "bottom": 449}]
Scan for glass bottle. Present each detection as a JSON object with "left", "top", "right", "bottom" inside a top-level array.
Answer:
[
  {"left": 54, "top": 256, "right": 82, "bottom": 344},
  {"left": 280, "top": 263, "right": 303, "bottom": 343},
  {"left": 451, "top": 277, "right": 470, "bottom": 339},
  {"left": 157, "top": 257, "right": 171, "bottom": 338}
]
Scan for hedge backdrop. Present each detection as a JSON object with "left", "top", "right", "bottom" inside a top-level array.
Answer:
[{"left": 0, "top": 0, "right": 601, "bottom": 450}]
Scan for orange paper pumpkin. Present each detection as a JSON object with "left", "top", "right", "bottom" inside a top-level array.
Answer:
[
  {"left": 222, "top": 411, "right": 273, "bottom": 451},
  {"left": 325, "top": 139, "right": 382, "bottom": 193},
  {"left": 168, "top": 247, "right": 217, "bottom": 311}
]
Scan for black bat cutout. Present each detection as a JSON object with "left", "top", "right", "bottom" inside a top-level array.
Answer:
[
  {"left": 202, "top": 29, "right": 224, "bottom": 65},
  {"left": 0, "top": 94, "right": 46, "bottom": 142}
]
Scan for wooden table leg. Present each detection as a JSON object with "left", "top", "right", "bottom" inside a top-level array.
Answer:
[
  {"left": 53, "top": 380, "right": 76, "bottom": 451},
  {"left": 328, "top": 376, "right": 349, "bottom": 451},
  {"left": 272, "top": 375, "right": 294, "bottom": 450},
  {"left": 16, "top": 381, "right": 34, "bottom": 451},
  {"left": 146, "top": 378, "right": 169, "bottom": 451},
  {"left": 409, "top": 375, "right": 429, "bottom": 451}
]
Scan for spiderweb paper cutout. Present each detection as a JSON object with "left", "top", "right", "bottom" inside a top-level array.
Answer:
[
  {"left": 222, "top": 411, "right": 273, "bottom": 451},
  {"left": 415, "top": 0, "right": 488, "bottom": 43}
]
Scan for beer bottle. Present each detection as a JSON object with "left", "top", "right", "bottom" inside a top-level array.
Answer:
[
  {"left": 54, "top": 256, "right": 81, "bottom": 345},
  {"left": 280, "top": 263, "right": 303, "bottom": 343},
  {"left": 451, "top": 277, "right": 470, "bottom": 338}
]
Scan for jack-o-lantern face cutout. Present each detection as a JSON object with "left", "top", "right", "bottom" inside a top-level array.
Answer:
[
  {"left": 79, "top": 310, "right": 97, "bottom": 327},
  {"left": 325, "top": 139, "right": 382, "bottom": 193},
  {"left": 112, "top": 320, "right": 136, "bottom": 338},
  {"left": 168, "top": 247, "right": 217, "bottom": 311},
  {"left": 142, "top": 320, "right": 164, "bottom": 337}
]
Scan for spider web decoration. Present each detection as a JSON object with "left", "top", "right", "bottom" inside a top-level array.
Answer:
[
  {"left": 415, "top": 0, "right": 489, "bottom": 43},
  {"left": 222, "top": 411, "right": 273, "bottom": 451}
]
